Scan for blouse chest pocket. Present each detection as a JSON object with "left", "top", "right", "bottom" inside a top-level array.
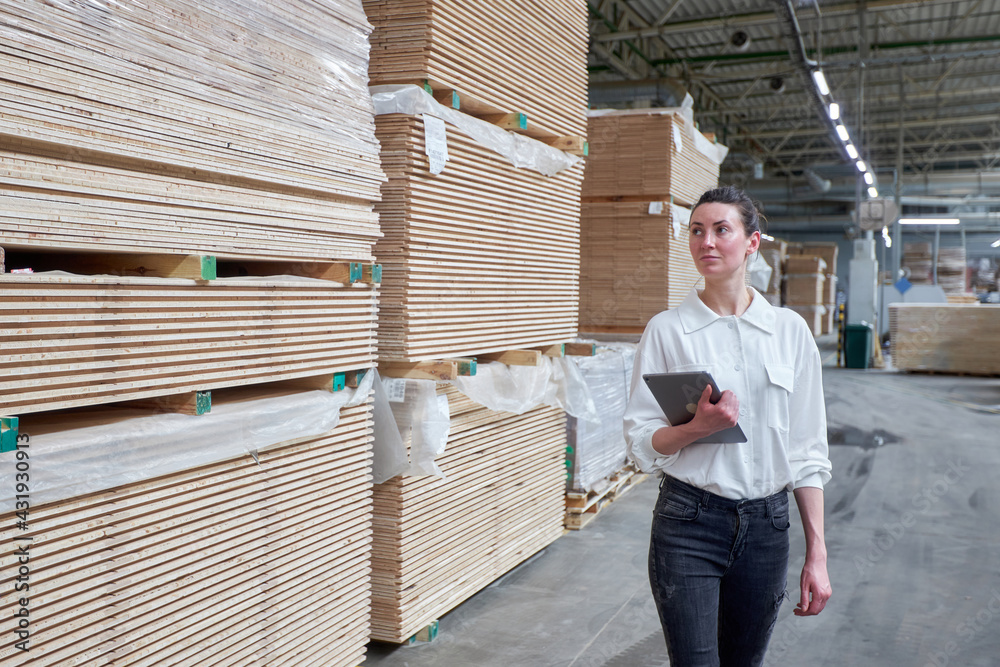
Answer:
[{"left": 764, "top": 363, "right": 795, "bottom": 431}]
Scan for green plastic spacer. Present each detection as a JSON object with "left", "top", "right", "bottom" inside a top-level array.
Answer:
[
  {"left": 200, "top": 256, "right": 217, "bottom": 280},
  {"left": 407, "top": 619, "right": 439, "bottom": 645},
  {"left": 349, "top": 262, "right": 363, "bottom": 284},
  {"left": 422, "top": 79, "right": 433, "bottom": 94},
  {"left": 456, "top": 358, "right": 477, "bottom": 376},
  {"left": 564, "top": 459, "right": 573, "bottom": 469},
  {"left": 332, "top": 372, "right": 347, "bottom": 392},
  {"left": 517, "top": 113, "right": 527, "bottom": 130},
  {"left": 195, "top": 391, "right": 212, "bottom": 415},
  {"left": 371, "top": 263, "right": 383, "bottom": 283},
  {"left": 583, "top": 141, "right": 589, "bottom": 157},
  {"left": 565, "top": 445, "right": 574, "bottom": 455},
  {"left": 449, "top": 90, "right": 460, "bottom": 110},
  {"left": 1, "top": 416, "right": 20, "bottom": 454}
]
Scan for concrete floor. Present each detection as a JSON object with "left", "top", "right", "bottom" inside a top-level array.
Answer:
[{"left": 363, "top": 344, "right": 1000, "bottom": 667}]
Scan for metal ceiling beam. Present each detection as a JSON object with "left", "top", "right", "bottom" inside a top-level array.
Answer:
[
  {"left": 592, "top": 0, "right": 941, "bottom": 43},
  {"left": 748, "top": 114, "right": 998, "bottom": 139}
]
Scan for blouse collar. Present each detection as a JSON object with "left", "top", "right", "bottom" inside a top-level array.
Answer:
[{"left": 677, "top": 287, "right": 777, "bottom": 335}]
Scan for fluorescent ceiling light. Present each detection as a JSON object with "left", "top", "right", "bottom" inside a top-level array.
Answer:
[
  {"left": 899, "top": 218, "right": 960, "bottom": 225},
  {"left": 828, "top": 102, "right": 840, "bottom": 120},
  {"left": 882, "top": 226, "right": 892, "bottom": 248},
  {"left": 864, "top": 172, "right": 874, "bottom": 185},
  {"left": 868, "top": 187, "right": 878, "bottom": 198},
  {"left": 835, "top": 124, "right": 849, "bottom": 141},
  {"left": 856, "top": 160, "right": 867, "bottom": 172},
  {"left": 812, "top": 69, "right": 830, "bottom": 96},
  {"left": 991, "top": 238, "right": 1000, "bottom": 248},
  {"left": 845, "top": 144, "right": 859, "bottom": 159},
  {"left": 761, "top": 233, "right": 775, "bottom": 242}
]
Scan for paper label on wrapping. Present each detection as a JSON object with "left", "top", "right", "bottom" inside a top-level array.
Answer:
[
  {"left": 648, "top": 201, "right": 664, "bottom": 215},
  {"left": 423, "top": 114, "right": 449, "bottom": 174},
  {"left": 670, "top": 202, "right": 691, "bottom": 240},
  {"left": 384, "top": 378, "right": 407, "bottom": 403},
  {"left": 672, "top": 123, "right": 684, "bottom": 152}
]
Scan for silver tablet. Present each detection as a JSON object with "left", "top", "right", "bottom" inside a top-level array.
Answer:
[{"left": 642, "top": 371, "right": 748, "bottom": 444}]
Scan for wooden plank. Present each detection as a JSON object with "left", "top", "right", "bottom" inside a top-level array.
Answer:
[{"left": 477, "top": 349, "right": 543, "bottom": 366}]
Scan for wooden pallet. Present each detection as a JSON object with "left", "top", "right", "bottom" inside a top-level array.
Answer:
[
  {"left": 565, "top": 466, "right": 647, "bottom": 531},
  {"left": 0, "top": 398, "right": 375, "bottom": 667}
]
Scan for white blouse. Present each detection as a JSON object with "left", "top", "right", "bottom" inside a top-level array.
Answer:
[{"left": 623, "top": 288, "right": 832, "bottom": 500}]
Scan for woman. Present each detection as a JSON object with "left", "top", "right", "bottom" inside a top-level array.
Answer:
[{"left": 623, "top": 185, "right": 832, "bottom": 667}]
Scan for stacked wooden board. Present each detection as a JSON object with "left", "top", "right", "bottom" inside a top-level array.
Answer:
[
  {"left": 0, "top": 0, "right": 384, "bottom": 260},
  {"left": 370, "top": 385, "right": 566, "bottom": 642},
  {"left": 903, "top": 242, "right": 935, "bottom": 285},
  {"left": 0, "top": 398, "right": 374, "bottom": 666},
  {"left": 0, "top": 273, "right": 378, "bottom": 415},
  {"left": 583, "top": 111, "right": 724, "bottom": 206},
  {"left": 373, "top": 114, "right": 584, "bottom": 361},
  {"left": 579, "top": 202, "right": 699, "bottom": 329},
  {"left": 783, "top": 255, "right": 828, "bottom": 337},
  {"left": 890, "top": 304, "right": 1000, "bottom": 375},
  {"left": 364, "top": 0, "right": 588, "bottom": 142},
  {"left": 1, "top": 1, "right": 385, "bottom": 664}
]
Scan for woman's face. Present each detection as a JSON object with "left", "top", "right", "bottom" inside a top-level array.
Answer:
[{"left": 688, "top": 202, "right": 760, "bottom": 279}]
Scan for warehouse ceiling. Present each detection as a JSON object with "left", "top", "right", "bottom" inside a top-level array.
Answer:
[{"left": 587, "top": 0, "right": 1000, "bottom": 234}]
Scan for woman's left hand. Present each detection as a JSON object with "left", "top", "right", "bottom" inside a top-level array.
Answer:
[{"left": 795, "top": 556, "right": 832, "bottom": 616}]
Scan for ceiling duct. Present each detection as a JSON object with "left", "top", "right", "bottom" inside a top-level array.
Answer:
[{"left": 803, "top": 168, "right": 832, "bottom": 193}]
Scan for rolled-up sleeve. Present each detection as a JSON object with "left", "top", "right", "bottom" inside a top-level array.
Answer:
[
  {"left": 623, "top": 322, "right": 678, "bottom": 473},
  {"left": 787, "top": 338, "right": 832, "bottom": 489}
]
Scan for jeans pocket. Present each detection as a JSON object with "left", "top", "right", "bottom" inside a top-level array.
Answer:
[
  {"left": 770, "top": 505, "right": 791, "bottom": 531},
  {"left": 657, "top": 495, "right": 701, "bottom": 521}
]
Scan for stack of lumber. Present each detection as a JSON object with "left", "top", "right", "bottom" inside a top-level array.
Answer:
[
  {"left": 364, "top": 0, "right": 588, "bottom": 142},
  {"left": 936, "top": 247, "right": 968, "bottom": 294},
  {"left": 759, "top": 238, "right": 788, "bottom": 307},
  {"left": 0, "top": 0, "right": 384, "bottom": 261},
  {"left": 903, "top": 243, "right": 934, "bottom": 284},
  {"left": 792, "top": 243, "right": 839, "bottom": 334},
  {"left": 370, "top": 385, "right": 566, "bottom": 642},
  {"left": 783, "top": 255, "right": 827, "bottom": 336},
  {"left": 0, "top": 273, "right": 378, "bottom": 415},
  {"left": 0, "top": 398, "right": 374, "bottom": 666},
  {"left": 1, "top": 1, "right": 384, "bottom": 664},
  {"left": 583, "top": 111, "right": 724, "bottom": 206},
  {"left": 890, "top": 304, "right": 1000, "bottom": 375},
  {"left": 579, "top": 202, "right": 699, "bottom": 330},
  {"left": 374, "top": 115, "right": 583, "bottom": 361}
]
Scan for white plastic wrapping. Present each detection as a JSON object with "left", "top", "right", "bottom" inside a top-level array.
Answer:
[
  {"left": 566, "top": 343, "right": 637, "bottom": 493},
  {"left": 748, "top": 252, "right": 774, "bottom": 293},
  {"left": 370, "top": 84, "right": 582, "bottom": 177},
  {"left": 451, "top": 356, "right": 599, "bottom": 423},
  {"left": 382, "top": 377, "right": 451, "bottom": 480},
  {"left": 587, "top": 94, "right": 729, "bottom": 165},
  {"left": 370, "top": 372, "right": 410, "bottom": 485},
  {"left": 1, "top": 372, "right": 374, "bottom": 507}
]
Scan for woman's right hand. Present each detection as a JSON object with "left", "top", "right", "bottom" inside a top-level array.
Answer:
[
  {"left": 691, "top": 384, "right": 740, "bottom": 437},
  {"left": 650, "top": 385, "right": 742, "bottom": 456}
]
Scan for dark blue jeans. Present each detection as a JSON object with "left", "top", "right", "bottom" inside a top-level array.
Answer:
[{"left": 648, "top": 475, "right": 790, "bottom": 667}]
